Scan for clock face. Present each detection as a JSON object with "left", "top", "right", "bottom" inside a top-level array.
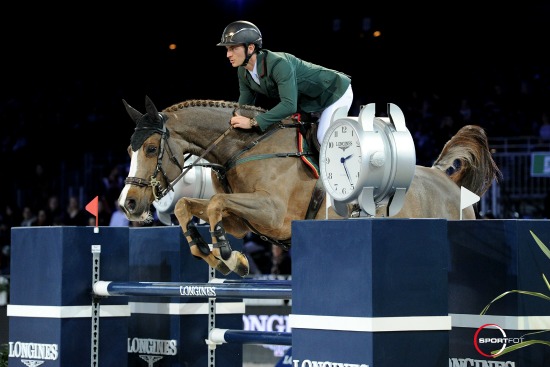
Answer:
[{"left": 320, "top": 120, "right": 363, "bottom": 201}]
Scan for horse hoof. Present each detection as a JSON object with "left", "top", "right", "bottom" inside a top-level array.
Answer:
[
  {"left": 215, "top": 261, "right": 232, "bottom": 275},
  {"left": 222, "top": 251, "right": 249, "bottom": 277},
  {"left": 233, "top": 253, "right": 250, "bottom": 277}
]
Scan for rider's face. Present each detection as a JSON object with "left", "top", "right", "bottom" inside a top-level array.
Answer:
[{"left": 225, "top": 45, "right": 246, "bottom": 67}]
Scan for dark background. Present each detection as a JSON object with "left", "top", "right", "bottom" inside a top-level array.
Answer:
[
  {"left": 4, "top": 1, "right": 549, "bottom": 136},
  {"left": 2, "top": 0, "right": 550, "bottom": 209}
]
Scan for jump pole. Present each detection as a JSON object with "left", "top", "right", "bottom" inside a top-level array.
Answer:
[
  {"left": 93, "top": 280, "right": 292, "bottom": 299},
  {"left": 124, "top": 226, "right": 293, "bottom": 367},
  {"left": 207, "top": 328, "right": 292, "bottom": 346},
  {"left": 125, "top": 225, "right": 246, "bottom": 367}
]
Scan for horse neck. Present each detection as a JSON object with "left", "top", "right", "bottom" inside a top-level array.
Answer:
[{"left": 165, "top": 105, "right": 250, "bottom": 165}]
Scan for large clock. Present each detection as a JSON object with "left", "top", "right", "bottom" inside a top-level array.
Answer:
[
  {"left": 320, "top": 103, "right": 416, "bottom": 217},
  {"left": 320, "top": 117, "right": 365, "bottom": 202}
]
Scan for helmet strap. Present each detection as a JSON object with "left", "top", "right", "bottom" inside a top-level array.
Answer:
[{"left": 241, "top": 44, "right": 256, "bottom": 67}]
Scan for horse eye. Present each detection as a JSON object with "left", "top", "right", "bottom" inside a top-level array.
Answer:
[{"left": 145, "top": 145, "right": 158, "bottom": 156}]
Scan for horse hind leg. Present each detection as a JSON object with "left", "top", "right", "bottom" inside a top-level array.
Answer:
[
  {"left": 184, "top": 221, "right": 231, "bottom": 275},
  {"left": 211, "top": 221, "right": 249, "bottom": 277}
]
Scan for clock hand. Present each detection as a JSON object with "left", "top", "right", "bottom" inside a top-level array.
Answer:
[
  {"left": 343, "top": 154, "right": 353, "bottom": 161},
  {"left": 343, "top": 163, "right": 353, "bottom": 184},
  {"left": 340, "top": 159, "right": 353, "bottom": 185}
]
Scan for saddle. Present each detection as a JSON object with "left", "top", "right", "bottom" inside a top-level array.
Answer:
[
  {"left": 293, "top": 112, "right": 321, "bottom": 155},
  {"left": 290, "top": 113, "right": 324, "bottom": 221}
]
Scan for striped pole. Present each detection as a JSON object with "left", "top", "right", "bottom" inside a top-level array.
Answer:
[
  {"left": 208, "top": 328, "right": 292, "bottom": 346},
  {"left": 93, "top": 280, "right": 292, "bottom": 299}
]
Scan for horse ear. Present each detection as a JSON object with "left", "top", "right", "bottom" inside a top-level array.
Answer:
[
  {"left": 144, "top": 95, "right": 161, "bottom": 122},
  {"left": 122, "top": 99, "right": 143, "bottom": 124}
]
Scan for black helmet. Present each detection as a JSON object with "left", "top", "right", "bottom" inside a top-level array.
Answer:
[{"left": 217, "top": 20, "right": 262, "bottom": 49}]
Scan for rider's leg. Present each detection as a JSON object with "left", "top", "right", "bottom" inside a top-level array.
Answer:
[{"left": 316, "top": 85, "right": 354, "bottom": 145}]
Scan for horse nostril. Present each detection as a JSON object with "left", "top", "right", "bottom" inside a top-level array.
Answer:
[{"left": 126, "top": 199, "right": 136, "bottom": 212}]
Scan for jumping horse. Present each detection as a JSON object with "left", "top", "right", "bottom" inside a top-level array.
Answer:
[{"left": 118, "top": 96, "right": 502, "bottom": 277}]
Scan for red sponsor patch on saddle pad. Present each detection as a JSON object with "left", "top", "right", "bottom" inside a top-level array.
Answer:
[{"left": 297, "top": 132, "right": 319, "bottom": 179}]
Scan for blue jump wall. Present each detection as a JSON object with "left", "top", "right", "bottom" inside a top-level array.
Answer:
[{"left": 7, "top": 219, "right": 550, "bottom": 367}]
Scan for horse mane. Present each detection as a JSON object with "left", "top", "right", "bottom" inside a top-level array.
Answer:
[
  {"left": 130, "top": 99, "right": 264, "bottom": 151},
  {"left": 432, "top": 125, "right": 502, "bottom": 197},
  {"left": 163, "top": 99, "right": 266, "bottom": 115}
]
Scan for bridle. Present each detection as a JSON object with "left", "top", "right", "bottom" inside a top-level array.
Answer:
[{"left": 124, "top": 113, "right": 233, "bottom": 200}]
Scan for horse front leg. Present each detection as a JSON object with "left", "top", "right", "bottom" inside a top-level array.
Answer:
[
  {"left": 205, "top": 192, "right": 288, "bottom": 277},
  {"left": 174, "top": 198, "right": 231, "bottom": 275},
  {"left": 210, "top": 220, "right": 249, "bottom": 277}
]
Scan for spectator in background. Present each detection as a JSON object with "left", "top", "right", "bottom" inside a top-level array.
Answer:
[
  {"left": 46, "top": 195, "right": 63, "bottom": 225},
  {"left": 109, "top": 201, "right": 129, "bottom": 227},
  {"left": 96, "top": 196, "right": 112, "bottom": 226},
  {"left": 242, "top": 232, "right": 272, "bottom": 275},
  {"left": 102, "top": 165, "right": 125, "bottom": 206},
  {"left": 29, "top": 163, "right": 54, "bottom": 211},
  {"left": 538, "top": 111, "right": 550, "bottom": 142},
  {"left": 0, "top": 203, "right": 12, "bottom": 274},
  {"left": 0, "top": 223, "right": 10, "bottom": 274},
  {"left": 544, "top": 192, "right": 550, "bottom": 219},
  {"left": 271, "top": 245, "right": 291, "bottom": 275},
  {"left": 20, "top": 206, "right": 37, "bottom": 227},
  {"left": 64, "top": 196, "right": 88, "bottom": 226},
  {"left": 0, "top": 203, "right": 20, "bottom": 229},
  {"left": 33, "top": 209, "right": 49, "bottom": 226}
]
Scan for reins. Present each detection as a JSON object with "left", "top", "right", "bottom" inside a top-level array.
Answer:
[
  {"left": 166, "top": 125, "right": 234, "bottom": 195},
  {"left": 168, "top": 117, "right": 316, "bottom": 197}
]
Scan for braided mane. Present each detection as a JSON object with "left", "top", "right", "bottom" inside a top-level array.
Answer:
[{"left": 163, "top": 99, "right": 266, "bottom": 114}]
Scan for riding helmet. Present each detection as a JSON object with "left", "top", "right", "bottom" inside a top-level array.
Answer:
[{"left": 217, "top": 20, "right": 262, "bottom": 49}]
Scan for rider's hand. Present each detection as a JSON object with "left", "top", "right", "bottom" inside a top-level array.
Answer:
[{"left": 230, "top": 114, "right": 256, "bottom": 129}]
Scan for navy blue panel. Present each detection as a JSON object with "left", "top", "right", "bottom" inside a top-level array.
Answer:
[
  {"left": 292, "top": 218, "right": 448, "bottom": 317},
  {"left": 516, "top": 220, "right": 550, "bottom": 315},
  {"left": 10, "top": 226, "right": 128, "bottom": 306},
  {"left": 448, "top": 220, "right": 550, "bottom": 315},
  {"left": 8, "top": 316, "right": 127, "bottom": 366},
  {"left": 448, "top": 220, "right": 550, "bottom": 366},
  {"left": 128, "top": 313, "right": 242, "bottom": 367},
  {"left": 293, "top": 329, "right": 447, "bottom": 367},
  {"left": 128, "top": 225, "right": 244, "bottom": 303},
  {"left": 127, "top": 226, "right": 244, "bottom": 366},
  {"left": 9, "top": 227, "right": 129, "bottom": 366},
  {"left": 449, "top": 326, "right": 550, "bottom": 365},
  {"left": 129, "top": 226, "right": 205, "bottom": 284}
]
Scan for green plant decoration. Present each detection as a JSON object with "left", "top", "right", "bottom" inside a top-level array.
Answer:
[
  {"left": 0, "top": 343, "right": 7, "bottom": 367},
  {"left": 480, "top": 230, "right": 550, "bottom": 357}
]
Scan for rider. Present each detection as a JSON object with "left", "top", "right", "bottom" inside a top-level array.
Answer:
[{"left": 217, "top": 20, "right": 354, "bottom": 146}]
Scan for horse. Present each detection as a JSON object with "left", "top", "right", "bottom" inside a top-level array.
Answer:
[{"left": 117, "top": 96, "right": 502, "bottom": 277}]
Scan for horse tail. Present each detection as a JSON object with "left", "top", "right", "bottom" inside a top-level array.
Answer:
[{"left": 431, "top": 125, "right": 502, "bottom": 197}]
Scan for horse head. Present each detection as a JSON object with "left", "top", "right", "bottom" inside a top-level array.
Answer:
[
  {"left": 119, "top": 96, "right": 188, "bottom": 222},
  {"left": 118, "top": 96, "right": 263, "bottom": 224}
]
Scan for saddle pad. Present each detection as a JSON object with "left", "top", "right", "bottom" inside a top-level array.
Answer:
[{"left": 297, "top": 132, "right": 320, "bottom": 179}]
